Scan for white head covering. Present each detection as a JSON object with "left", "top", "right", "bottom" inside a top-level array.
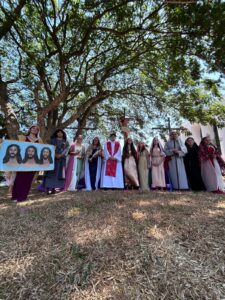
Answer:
[
  {"left": 27, "top": 124, "right": 41, "bottom": 139},
  {"left": 149, "top": 137, "right": 165, "bottom": 155}
]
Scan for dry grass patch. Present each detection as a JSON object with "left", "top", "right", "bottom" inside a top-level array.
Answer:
[{"left": 0, "top": 187, "right": 225, "bottom": 299}]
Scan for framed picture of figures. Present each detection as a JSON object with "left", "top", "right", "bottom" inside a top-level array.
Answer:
[{"left": 0, "top": 140, "right": 55, "bottom": 171}]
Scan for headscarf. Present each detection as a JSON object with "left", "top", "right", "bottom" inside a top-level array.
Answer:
[
  {"left": 26, "top": 124, "right": 40, "bottom": 138},
  {"left": 149, "top": 137, "right": 165, "bottom": 156}
]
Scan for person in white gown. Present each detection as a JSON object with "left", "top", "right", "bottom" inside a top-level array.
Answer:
[{"left": 100, "top": 132, "right": 124, "bottom": 189}]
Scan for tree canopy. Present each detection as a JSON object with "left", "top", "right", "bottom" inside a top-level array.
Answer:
[{"left": 0, "top": 0, "right": 225, "bottom": 141}]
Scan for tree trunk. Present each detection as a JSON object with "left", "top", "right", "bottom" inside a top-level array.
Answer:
[{"left": 0, "top": 80, "right": 20, "bottom": 140}]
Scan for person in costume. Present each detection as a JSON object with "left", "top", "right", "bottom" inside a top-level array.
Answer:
[
  {"left": 149, "top": 137, "right": 166, "bottom": 190},
  {"left": 64, "top": 134, "right": 85, "bottom": 191},
  {"left": 100, "top": 132, "right": 124, "bottom": 189},
  {"left": 85, "top": 137, "right": 103, "bottom": 191},
  {"left": 44, "top": 129, "right": 69, "bottom": 194},
  {"left": 137, "top": 141, "right": 149, "bottom": 191},
  {"left": 12, "top": 125, "right": 43, "bottom": 202},
  {"left": 199, "top": 136, "right": 225, "bottom": 193},
  {"left": 184, "top": 137, "right": 205, "bottom": 191},
  {"left": 164, "top": 131, "right": 189, "bottom": 190},
  {"left": 122, "top": 137, "right": 139, "bottom": 189}
]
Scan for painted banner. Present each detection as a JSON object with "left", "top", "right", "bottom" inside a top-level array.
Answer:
[{"left": 0, "top": 140, "right": 55, "bottom": 171}]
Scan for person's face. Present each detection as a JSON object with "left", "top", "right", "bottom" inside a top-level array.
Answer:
[
  {"left": 30, "top": 126, "right": 39, "bottom": 135},
  {"left": 57, "top": 131, "right": 64, "bottom": 138},
  {"left": 110, "top": 134, "right": 116, "bottom": 142},
  {"left": 204, "top": 138, "right": 210, "bottom": 145},
  {"left": 9, "top": 146, "right": 18, "bottom": 158},
  {"left": 153, "top": 138, "right": 159, "bottom": 145},
  {"left": 93, "top": 137, "right": 99, "bottom": 146},
  {"left": 170, "top": 132, "right": 177, "bottom": 140},
  {"left": 186, "top": 138, "right": 194, "bottom": 147},
  {"left": 27, "top": 147, "right": 35, "bottom": 158},
  {"left": 139, "top": 142, "right": 144, "bottom": 149},
  {"left": 43, "top": 149, "right": 50, "bottom": 158},
  {"left": 127, "top": 138, "right": 132, "bottom": 145},
  {"left": 77, "top": 135, "right": 83, "bottom": 143}
]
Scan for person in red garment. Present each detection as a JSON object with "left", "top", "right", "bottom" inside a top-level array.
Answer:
[
  {"left": 100, "top": 132, "right": 124, "bottom": 189},
  {"left": 199, "top": 136, "right": 225, "bottom": 194}
]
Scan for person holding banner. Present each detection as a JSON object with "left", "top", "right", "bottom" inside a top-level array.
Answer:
[
  {"left": 44, "top": 129, "right": 69, "bottom": 194},
  {"left": 100, "top": 132, "right": 124, "bottom": 189},
  {"left": 12, "top": 125, "right": 43, "bottom": 202},
  {"left": 85, "top": 137, "right": 103, "bottom": 191}
]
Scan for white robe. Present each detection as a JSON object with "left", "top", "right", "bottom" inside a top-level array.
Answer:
[
  {"left": 85, "top": 156, "right": 102, "bottom": 191},
  {"left": 164, "top": 138, "right": 189, "bottom": 190},
  {"left": 100, "top": 141, "right": 124, "bottom": 189}
]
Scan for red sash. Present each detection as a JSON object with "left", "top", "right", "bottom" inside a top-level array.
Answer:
[
  {"left": 105, "top": 141, "right": 120, "bottom": 177},
  {"left": 208, "top": 145, "right": 215, "bottom": 166}
]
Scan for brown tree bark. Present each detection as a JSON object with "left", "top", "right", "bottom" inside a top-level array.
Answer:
[{"left": 0, "top": 79, "right": 20, "bottom": 140}]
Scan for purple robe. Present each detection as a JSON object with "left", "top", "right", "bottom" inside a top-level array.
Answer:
[{"left": 11, "top": 136, "right": 37, "bottom": 201}]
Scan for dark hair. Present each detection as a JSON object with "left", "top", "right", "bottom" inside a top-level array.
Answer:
[
  {"left": 200, "top": 136, "right": 209, "bottom": 145},
  {"left": 122, "top": 139, "right": 137, "bottom": 162},
  {"left": 185, "top": 138, "right": 199, "bottom": 153},
  {"left": 51, "top": 129, "right": 67, "bottom": 141},
  {"left": 137, "top": 143, "right": 147, "bottom": 153},
  {"left": 73, "top": 134, "right": 83, "bottom": 142},
  {"left": 26, "top": 125, "right": 39, "bottom": 137},
  {"left": 3, "top": 144, "right": 22, "bottom": 164},
  {"left": 149, "top": 138, "right": 162, "bottom": 155},
  {"left": 23, "top": 146, "right": 39, "bottom": 164},
  {"left": 39, "top": 147, "right": 53, "bottom": 164},
  {"left": 92, "top": 137, "right": 101, "bottom": 148}
]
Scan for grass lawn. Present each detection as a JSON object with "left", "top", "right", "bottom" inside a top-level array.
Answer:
[{"left": 1, "top": 187, "right": 225, "bottom": 299}]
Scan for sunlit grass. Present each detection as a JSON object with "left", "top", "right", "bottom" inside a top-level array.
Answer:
[{"left": 0, "top": 187, "right": 225, "bottom": 299}]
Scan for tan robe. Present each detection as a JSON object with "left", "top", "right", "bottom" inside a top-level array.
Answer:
[
  {"left": 138, "top": 149, "right": 149, "bottom": 191},
  {"left": 151, "top": 147, "right": 166, "bottom": 188},
  {"left": 124, "top": 153, "right": 139, "bottom": 187}
]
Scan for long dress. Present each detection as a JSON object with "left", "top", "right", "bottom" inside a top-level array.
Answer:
[
  {"left": 150, "top": 147, "right": 166, "bottom": 188},
  {"left": 64, "top": 143, "right": 85, "bottom": 191},
  {"left": 44, "top": 138, "right": 69, "bottom": 190},
  {"left": 12, "top": 136, "right": 40, "bottom": 202},
  {"left": 199, "top": 144, "right": 225, "bottom": 192},
  {"left": 85, "top": 147, "right": 102, "bottom": 191},
  {"left": 123, "top": 151, "right": 139, "bottom": 188},
  {"left": 138, "top": 149, "right": 149, "bottom": 191},
  {"left": 164, "top": 139, "right": 189, "bottom": 190},
  {"left": 184, "top": 143, "right": 205, "bottom": 191},
  {"left": 100, "top": 140, "right": 124, "bottom": 189}
]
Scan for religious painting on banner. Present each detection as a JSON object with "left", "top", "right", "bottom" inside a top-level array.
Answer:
[{"left": 0, "top": 140, "right": 55, "bottom": 171}]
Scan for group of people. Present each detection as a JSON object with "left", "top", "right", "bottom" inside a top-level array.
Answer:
[{"left": 3, "top": 124, "right": 225, "bottom": 202}]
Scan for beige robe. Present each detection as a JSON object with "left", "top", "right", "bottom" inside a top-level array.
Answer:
[
  {"left": 150, "top": 147, "right": 166, "bottom": 188},
  {"left": 138, "top": 149, "right": 149, "bottom": 191}
]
